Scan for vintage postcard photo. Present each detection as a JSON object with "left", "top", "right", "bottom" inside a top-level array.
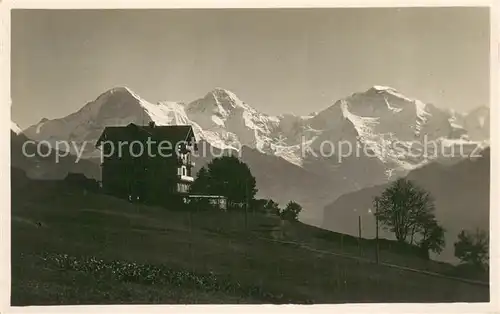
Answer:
[{"left": 3, "top": 1, "right": 498, "bottom": 311}]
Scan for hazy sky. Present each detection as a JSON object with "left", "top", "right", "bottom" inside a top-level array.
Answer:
[{"left": 11, "top": 8, "right": 490, "bottom": 128}]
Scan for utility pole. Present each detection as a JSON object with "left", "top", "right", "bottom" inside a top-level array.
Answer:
[
  {"left": 340, "top": 233, "right": 344, "bottom": 253},
  {"left": 244, "top": 180, "right": 248, "bottom": 230},
  {"left": 358, "top": 214, "right": 362, "bottom": 256},
  {"left": 358, "top": 215, "right": 362, "bottom": 239},
  {"left": 189, "top": 203, "right": 194, "bottom": 272},
  {"left": 375, "top": 200, "right": 380, "bottom": 264}
]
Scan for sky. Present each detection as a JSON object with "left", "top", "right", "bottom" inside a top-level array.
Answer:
[{"left": 11, "top": 7, "right": 490, "bottom": 129}]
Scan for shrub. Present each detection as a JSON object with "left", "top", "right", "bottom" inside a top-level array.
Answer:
[
  {"left": 454, "top": 228, "right": 489, "bottom": 270},
  {"left": 280, "top": 201, "right": 302, "bottom": 221},
  {"left": 40, "top": 252, "right": 311, "bottom": 303}
]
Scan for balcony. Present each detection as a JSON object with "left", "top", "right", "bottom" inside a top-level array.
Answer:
[
  {"left": 177, "top": 154, "right": 194, "bottom": 167},
  {"left": 179, "top": 175, "right": 194, "bottom": 183}
]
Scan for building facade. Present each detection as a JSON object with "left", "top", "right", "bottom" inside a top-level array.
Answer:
[{"left": 96, "top": 122, "right": 197, "bottom": 206}]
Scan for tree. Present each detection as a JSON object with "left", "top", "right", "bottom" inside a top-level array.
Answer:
[
  {"left": 264, "top": 199, "right": 281, "bottom": 216},
  {"left": 190, "top": 166, "right": 210, "bottom": 194},
  {"left": 193, "top": 156, "right": 257, "bottom": 208},
  {"left": 454, "top": 228, "right": 489, "bottom": 270},
  {"left": 280, "top": 201, "right": 302, "bottom": 221},
  {"left": 419, "top": 219, "right": 446, "bottom": 256},
  {"left": 250, "top": 198, "right": 267, "bottom": 213},
  {"left": 250, "top": 198, "right": 281, "bottom": 215},
  {"left": 374, "top": 178, "right": 438, "bottom": 243}
]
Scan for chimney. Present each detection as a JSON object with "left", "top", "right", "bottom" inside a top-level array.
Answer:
[{"left": 148, "top": 121, "right": 156, "bottom": 128}]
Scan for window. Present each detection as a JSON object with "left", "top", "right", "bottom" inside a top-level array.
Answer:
[
  {"left": 177, "top": 183, "right": 189, "bottom": 193},
  {"left": 179, "top": 153, "right": 188, "bottom": 164},
  {"left": 181, "top": 166, "right": 187, "bottom": 176}
]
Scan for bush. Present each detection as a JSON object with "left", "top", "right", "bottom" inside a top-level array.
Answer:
[
  {"left": 41, "top": 252, "right": 312, "bottom": 303},
  {"left": 251, "top": 198, "right": 281, "bottom": 215},
  {"left": 280, "top": 201, "right": 302, "bottom": 221},
  {"left": 454, "top": 228, "right": 489, "bottom": 270}
]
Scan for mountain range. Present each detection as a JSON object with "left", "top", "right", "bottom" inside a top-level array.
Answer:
[{"left": 12, "top": 86, "right": 490, "bottom": 225}]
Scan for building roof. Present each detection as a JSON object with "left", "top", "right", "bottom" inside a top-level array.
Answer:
[{"left": 96, "top": 123, "right": 196, "bottom": 148}]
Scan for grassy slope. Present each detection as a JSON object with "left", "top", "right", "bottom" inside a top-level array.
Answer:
[{"left": 11, "top": 181, "right": 489, "bottom": 305}]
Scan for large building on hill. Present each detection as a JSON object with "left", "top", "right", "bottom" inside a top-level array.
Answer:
[{"left": 96, "top": 122, "right": 197, "bottom": 205}]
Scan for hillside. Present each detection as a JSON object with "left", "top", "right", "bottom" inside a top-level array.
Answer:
[
  {"left": 11, "top": 170, "right": 489, "bottom": 304},
  {"left": 10, "top": 130, "right": 100, "bottom": 180},
  {"left": 323, "top": 148, "right": 490, "bottom": 263}
]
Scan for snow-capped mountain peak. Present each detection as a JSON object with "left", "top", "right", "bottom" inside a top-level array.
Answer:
[
  {"left": 211, "top": 87, "right": 244, "bottom": 106},
  {"left": 305, "top": 86, "right": 487, "bottom": 173},
  {"left": 22, "top": 85, "right": 489, "bottom": 171},
  {"left": 93, "top": 86, "right": 142, "bottom": 106},
  {"left": 368, "top": 85, "right": 414, "bottom": 102},
  {"left": 186, "top": 88, "right": 248, "bottom": 118},
  {"left": 463, "top": 105, "right": 490, "bottom": 140},
  {"left": 11, "top": 121, "right": 22, "bottom": 134},
  {"left": 372, "top": 85, "right": 394, "bottom": 91}
]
